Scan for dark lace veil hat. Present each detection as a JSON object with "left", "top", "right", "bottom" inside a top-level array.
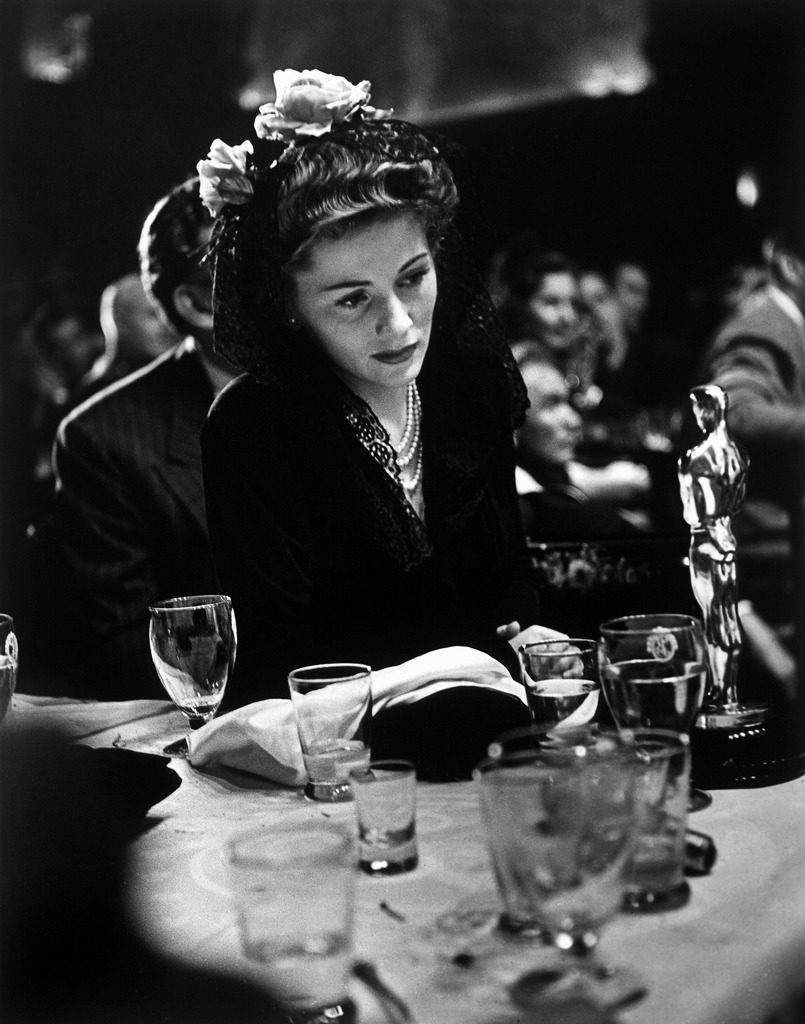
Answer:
[{"left": 198, "top": 69, "right": 527, "bottom": 432}]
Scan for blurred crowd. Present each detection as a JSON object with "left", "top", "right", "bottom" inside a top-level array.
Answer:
[
  {"left": 3, "top": 265, "right": 179, "bottom": 529},
  {"left": 485, "top": 233, "right": 769, "bottom": 540}
]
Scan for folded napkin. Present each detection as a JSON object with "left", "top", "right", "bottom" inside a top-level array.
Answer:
[{"left": 188, "top": 646, "right": 526, "bottom": 785}]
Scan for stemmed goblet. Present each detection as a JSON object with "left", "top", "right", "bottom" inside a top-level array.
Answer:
[
  {"left": 598, "top": 613, "right": 710, "bottom": 810},
  {"left": 475, "top": 729, "right": 644, "bottom": 1014},
  {"left": 148, "top": 594, "right": 237, "bottom": 756},
  {"left": 0, "top": 613, "right": 18, "bottom": 724}
]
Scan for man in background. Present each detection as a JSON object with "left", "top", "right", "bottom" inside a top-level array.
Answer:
[
  {"left": 700, "top": 231, "right": 805, "bottom": 640},
  {"left": 75, "top": 271, "right": 179, "bottom": 402},
  {"left": 28, "top": 178, "right": 236, "bottom": 698}
]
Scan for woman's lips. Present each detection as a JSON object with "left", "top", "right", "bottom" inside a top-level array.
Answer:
[{"left": 372, "top": 342, "right": 419, "bottom": 365}]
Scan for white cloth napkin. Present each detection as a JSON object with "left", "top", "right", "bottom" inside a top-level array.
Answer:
[{"left": 188, "top": 646, "right": 524, "bottom": 785}]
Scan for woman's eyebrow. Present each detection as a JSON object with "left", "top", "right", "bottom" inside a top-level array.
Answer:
[
  {"left": 321, "top": 252, "right": 430, "bottom": 293},
  {"left": 322, "top": 278, "right": 371, "bottom": 292},
  {"left": 399, "top": 251, "right": 430, "bottom": 272}
]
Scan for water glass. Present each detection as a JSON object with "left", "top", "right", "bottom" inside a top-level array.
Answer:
[
  {"left": 599, "top": 612, "right": 709, "bottom": 811},
  {"left": 623, "top": 728, "right": 691, "bottom": 912},
  {"left": 474, "top": 729, "right": 644, "bottom": 1013},
  {"left": 227, "top": 824, "right": 356, "bottom": 1023},
  {"left": 598, "top": 614, "right": 707, "bottom": 732},
  {"left": 474, "top": 726, "right": 636, "bottom": 941},
  {"left": 148, "top": 595, "right": 236, "bottom": 755},
  {"left": 518, "top": 638, "right": 600, "bottom": 734},
  {"left": 288, "top": 663, "right": 372, "bottom": 801},
  {"left": 0, "top": 614, "right": 18, "bottom": 724},
  {"left": 350, "top": 759, "right": 418, "bottom": 875}
]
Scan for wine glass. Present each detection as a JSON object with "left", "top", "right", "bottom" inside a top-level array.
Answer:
[
  {"left": 148, "top": 594, "right": 237, "bottom": 756},
  {"left": 518, "top": 639, "right": 600, "bottom": 737},
  {"left": 475, "top": 729, "right": 644, "bottom": 1013},
  {"left": 0, "top": 613, "right": 18, "bottom": 724},
  {"left": 598, "top": 613, "right": 711, "bottom": 810}
]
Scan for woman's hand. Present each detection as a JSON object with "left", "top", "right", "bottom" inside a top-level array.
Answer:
[{"left": 496, "top": 621, "right": 568, "bottom": 654}]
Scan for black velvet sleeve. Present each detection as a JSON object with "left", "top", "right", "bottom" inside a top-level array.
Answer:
[
  {"left": 202, "top": 379, "right": 325, "bottom": 705},
  {"left": 203, "top": 377, "right": 542, "bottom": 707}
]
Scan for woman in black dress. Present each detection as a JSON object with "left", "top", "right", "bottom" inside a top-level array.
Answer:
[{"left": 198, "top": 69, "right": 557, "bottom": 703}]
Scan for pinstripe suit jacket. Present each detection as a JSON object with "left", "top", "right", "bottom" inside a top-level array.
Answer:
[{"left": 41, "top": 339, "right": 218, "bottom": 697}]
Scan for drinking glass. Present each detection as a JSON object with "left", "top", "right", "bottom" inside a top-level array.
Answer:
[
  {"left": 288, "top": 663, "right": 372, "bottom": 802},
  {"left": 350, "top": 759, "right": 418, "bottom": 875},
  {"left": 474, "top": 729, "right": 644, "bottom": 1012},
  {"left": 0, "top": 613, "right": 18, "bottom": 724},
  {"left": 148, "top": 594, "right": 236, "bottom": 755},
  {"left": 227, "top": 823, "right": 356, "bottom": 1024},
  {"left": 623, "top": 729, "right": 691, "bottom": 912},
  {"left": 518, "top": 639, "right": 600, "bottom": 735},
  {"left": 599, "top": 612, "right": 710, "bottom": 810}
]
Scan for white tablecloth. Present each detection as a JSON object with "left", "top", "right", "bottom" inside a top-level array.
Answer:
[{"left": 9, "top": 693, "right": 805, "bottom": 1024}]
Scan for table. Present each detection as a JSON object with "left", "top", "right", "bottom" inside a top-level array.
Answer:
[{"left": 9, "top": 694, "right": 805, "bottom": 1024}]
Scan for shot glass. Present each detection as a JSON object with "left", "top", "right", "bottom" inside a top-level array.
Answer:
[
  {"left": 288, "top": 663, "right": 372, "bottom": 802},
  {"left": 350, "top": 759, "right": 418, "bottom": 876},
  {"left": 0, "top": 614, "right": 18, "bottom": 724},
  {"left": 518, "top": 638, "right": 600, "bottom": 735},
  {"left": 226, "top": 823, "right": 356, "bottom": 1023},
  {"left": 623, "top": 728, "right": 691, "bottom": 912}
]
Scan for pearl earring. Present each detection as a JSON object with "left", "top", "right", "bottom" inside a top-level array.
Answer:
[{"left": 286, "top": 315, "right": 299, "bottom": 329}]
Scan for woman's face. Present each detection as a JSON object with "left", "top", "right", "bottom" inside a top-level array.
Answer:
[
  {"left": 288, "top": 213, "right": 437, "bottom": 402},
  {"left": 527, "top": 271, "right": 579, "bottom": 352},
  {"left": 519, "top": 361, "right": 582, "bottom": 465}
]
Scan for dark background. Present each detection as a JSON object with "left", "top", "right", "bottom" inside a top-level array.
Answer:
[
  {"left": 0, "top": 0, "right": 804, "bottom": 664},
  {"left": 2, "top": 0, "right": 804, "bottom": 330}
]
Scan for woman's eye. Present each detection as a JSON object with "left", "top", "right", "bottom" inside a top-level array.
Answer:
[
  {"left": 401, "top": 268, "right": 428, "bottom": 289},
  {"left": 336, "top": 291, "right": 367, "bottom": 311}
]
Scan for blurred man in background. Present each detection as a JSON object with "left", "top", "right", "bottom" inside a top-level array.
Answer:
[
  {"left": 701, "top": 232, "right": 805, "bottom": 639},
  {"left": 75, "top": 272, "right": 179, "bottom": 402},
  {"left": 27, "top": 178, "right": 235, "bottom": 698}
]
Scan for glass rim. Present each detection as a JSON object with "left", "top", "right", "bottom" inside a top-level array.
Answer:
[
  {"left": 488, "top": 722, "right": 603, "bottom": 748},
  {"left": 473, "top": 742, "right": 635, "bottom": 781},
  {"left": 475, "top": 725, "right": 632, "bottom": 774},
  {"left": 599, "top": 613, "right": 702, "bottom": 635},
  {"left": 288, "top": 662, "right": 371, "bottom": 684},
  {"left": 226, "top": 823, "right": 353, "bottom": 866},
  {"left": 518, "top": 637, "right": 598, "bottom": 654},
  {"left": 621, "top": 726, "right": 690, "bottom": 750},
  {"left": 148, "top": 594, "right": 231, "bottom": 612},
  {"left": 349, "top": 758, "right": 416, "bottom": 781}
]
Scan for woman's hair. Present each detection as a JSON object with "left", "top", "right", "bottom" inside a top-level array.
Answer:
[
  {"left": 274, "top": 126, "right": 459, "bottom": 274},
  {"left": 206, "top": 114, "right": 530, "bottom": 447},
  {"left": 138, "top": 178, "right": 211, "bottom": 335},
  {"left": 207, "top": 120, "right": 469, "bottom": 380}
]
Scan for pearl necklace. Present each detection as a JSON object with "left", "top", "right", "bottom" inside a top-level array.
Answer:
[{"left": 394, "top": 382, "right": 423, "bottom": 493}]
